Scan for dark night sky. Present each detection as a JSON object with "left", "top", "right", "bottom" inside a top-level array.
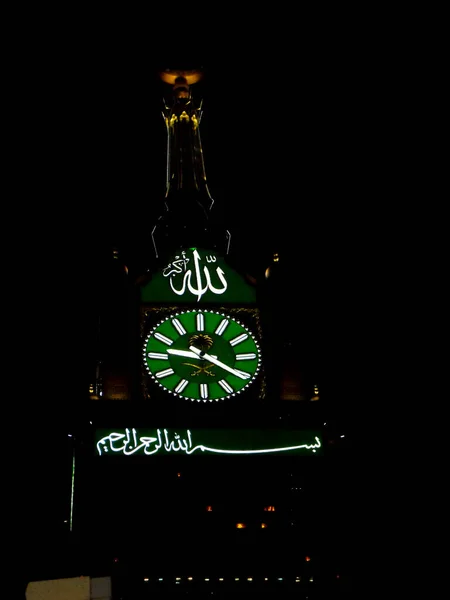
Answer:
[{"left": 82, "top": 60, "right": 360, "bottom": 260}]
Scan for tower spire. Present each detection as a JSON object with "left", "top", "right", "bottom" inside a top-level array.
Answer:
[{"left": 151, "top": 68, "right": 231, "bottom": 261}]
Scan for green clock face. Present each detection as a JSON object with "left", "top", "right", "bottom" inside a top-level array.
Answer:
[{"left": 143, "top": 309, "right": 262, "bottom": 402}]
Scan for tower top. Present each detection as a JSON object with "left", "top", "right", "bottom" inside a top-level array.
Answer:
[{"left": 159, "top": 69, "right": 203, "bottom": 97}]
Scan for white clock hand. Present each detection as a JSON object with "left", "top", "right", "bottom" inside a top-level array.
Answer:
[
  {"left": 188, "top": 346, "right": 251, "bottom": 380},
  {"left": 166, "top": 348, "right": 202, "bottom": 359},
  {"left": 166, "top": 348, "right": 218, "bottom": 360}
]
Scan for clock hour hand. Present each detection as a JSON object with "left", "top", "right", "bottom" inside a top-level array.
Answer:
[{"left": 188, "top": 346, "right": 251, "bottom": 380}]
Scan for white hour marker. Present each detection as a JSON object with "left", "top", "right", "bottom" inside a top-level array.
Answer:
[
  {"left": 235, "top": 353, "right": 257, "bottom": 361},
  {"left": 171, "top": 318, "right": 186, "bottom": 335},
  {"left": 200, "top": 383, "right": 209, "bottom": 399},
  {"left": 147, "top": 352, "right": 169, "bottom": 360},
  {"left": 218, "top": 379, "right": 233, "bottom": 393},
  {"left": 154, "top": 332, "right": 174, "bottom": 346},
  {"left": 155, "top": 368, "right": 175, "bottom": 379},
  {"left": 175, "top": 379, "right": 189, "bottom": 394},
  {"left": 215, "top": 319, "right": 229, "bottom": 336},
  {"left": 230, "top": 333, "right": 248, "bottom": 346},
  {"left": 196, "top": 313, "right": 205, "bottom": 331}
]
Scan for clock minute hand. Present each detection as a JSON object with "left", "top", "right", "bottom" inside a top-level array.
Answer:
[
  {"left": 167, "top": 348, "right": 218, "bottom": 360},
  {"left": 188, "top": 346, "right": 251, "bottom": 380},
  {"left": 167, "top": 348, "right": 203, "bottom": 359}
]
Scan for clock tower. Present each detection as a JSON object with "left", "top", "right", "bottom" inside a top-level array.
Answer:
[
  {"left": 24, "top": 62, "right": 352, "bottom": 597},
  {"left": 79, "top": 67, "right": 329, "bottom": 586},
  {"left": 135, "top": 70, "right": 267, "bottom": 408}
]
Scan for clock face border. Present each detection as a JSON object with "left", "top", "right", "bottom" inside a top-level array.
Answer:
[{"left": 141, "top": 307, "right": 264, "bottom": 402}]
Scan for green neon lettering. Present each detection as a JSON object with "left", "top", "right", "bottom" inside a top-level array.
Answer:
[{"left": 96, "top": 429, "right": 321, "bottom": 457}]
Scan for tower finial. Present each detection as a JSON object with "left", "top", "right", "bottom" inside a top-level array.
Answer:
[{"left": 159, "top": 69, "right": 203, "bottom": 97}]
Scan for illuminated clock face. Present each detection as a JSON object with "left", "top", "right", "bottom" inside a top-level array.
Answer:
[{"left": 143, "top": 309, "right": 262, "bottom": 402}]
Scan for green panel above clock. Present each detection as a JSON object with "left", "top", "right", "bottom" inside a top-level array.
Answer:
[{"left": 140, "top": 247, "right": 256, "bottom": 304}]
